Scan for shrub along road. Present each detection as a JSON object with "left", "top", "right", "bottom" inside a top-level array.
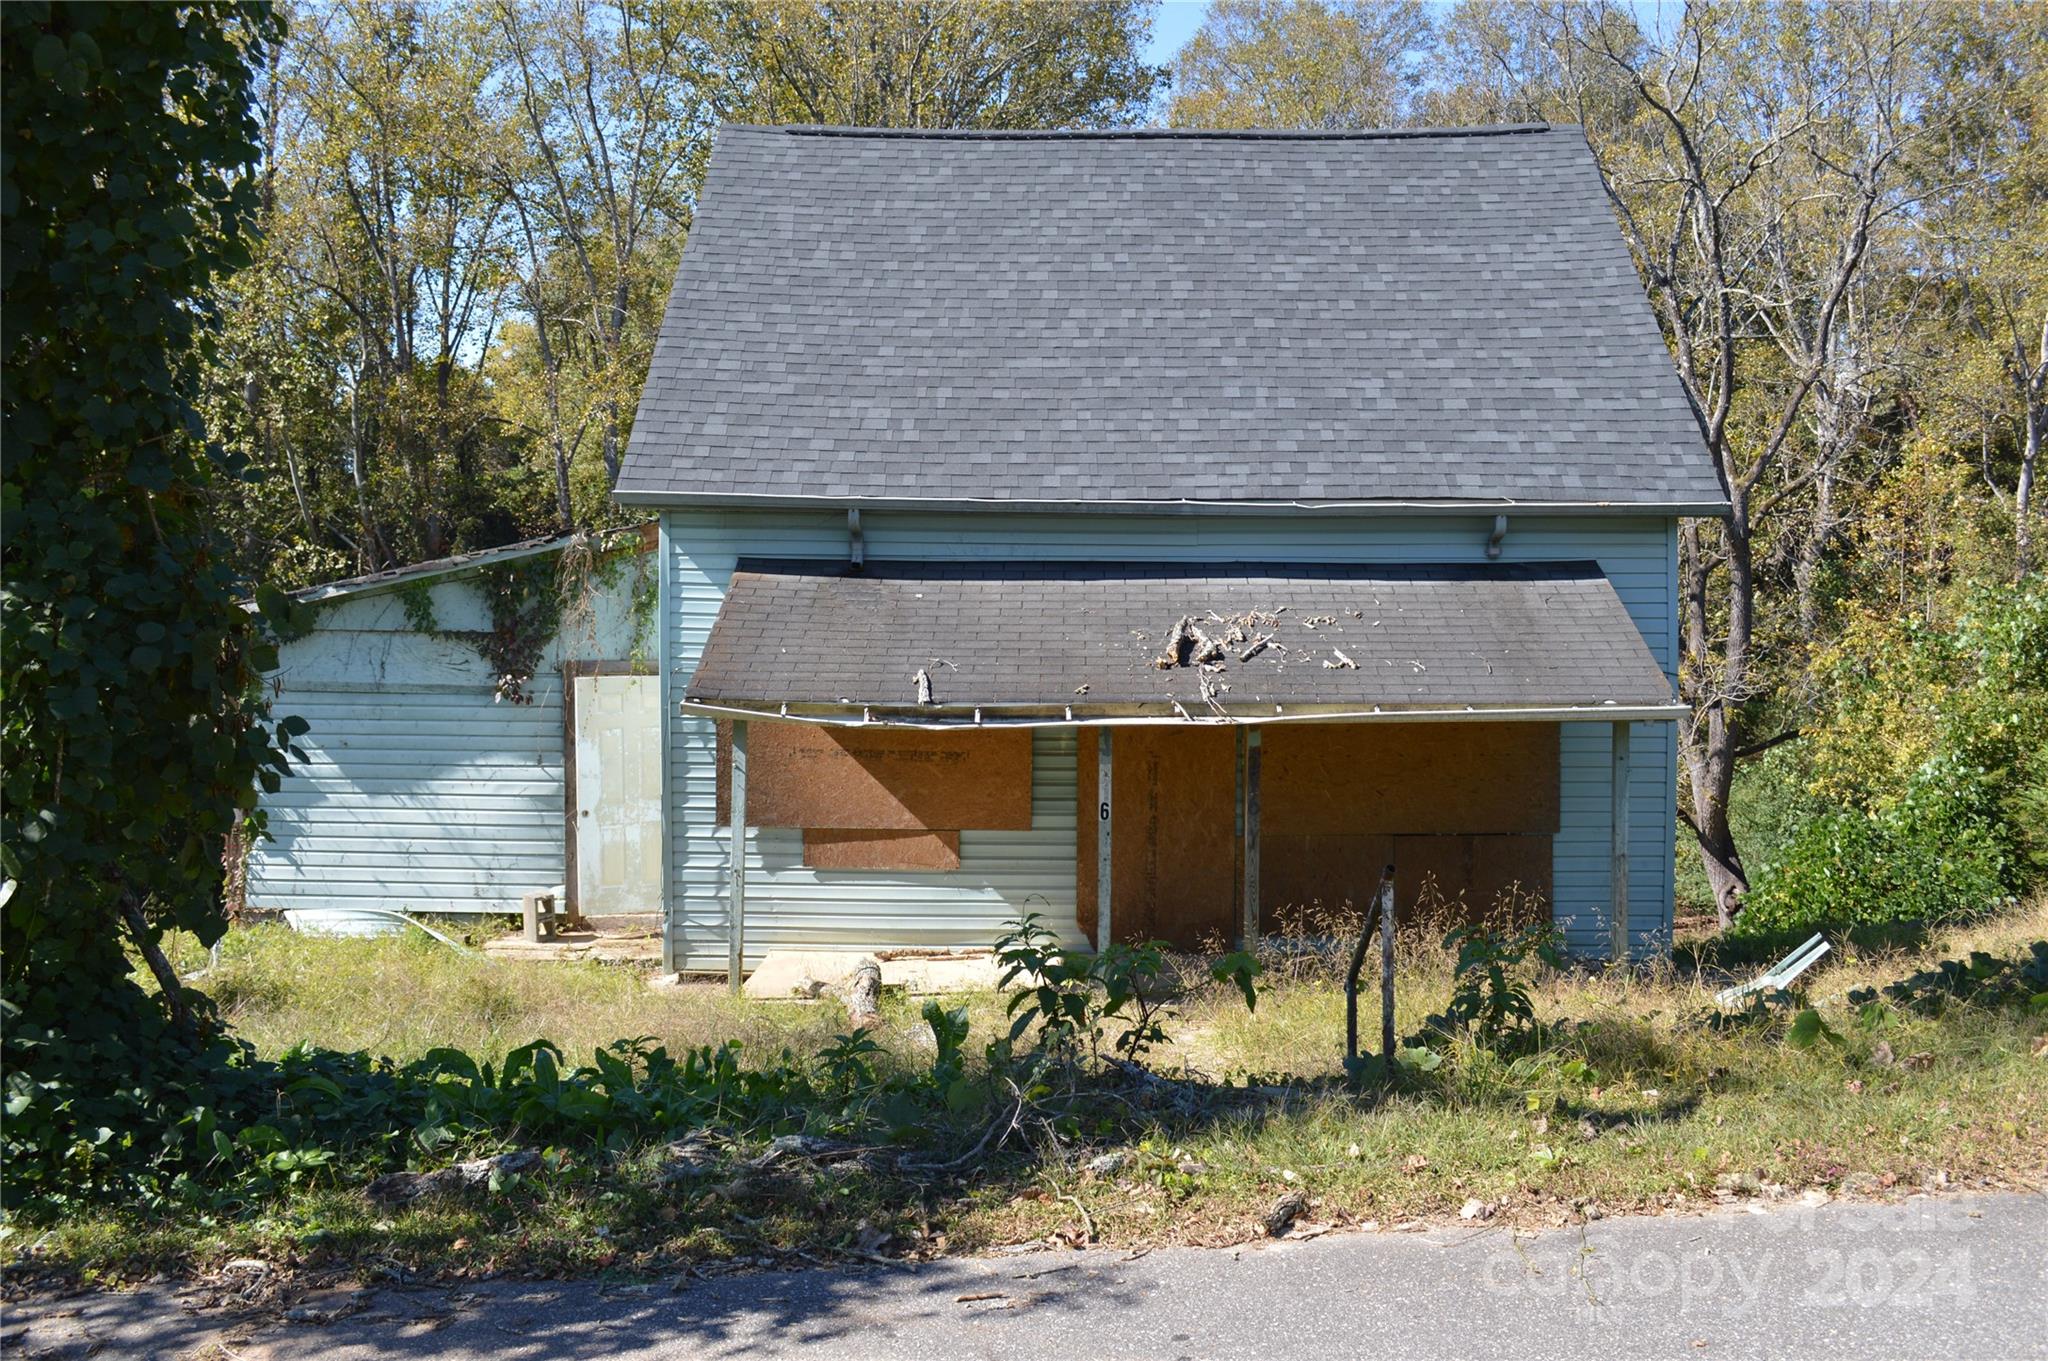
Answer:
[{"left": 7, "top": 1192, "right": 2042, "bottom": 1359}]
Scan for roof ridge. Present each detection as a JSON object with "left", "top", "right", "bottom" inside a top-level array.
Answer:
[{"left": 733, "top": 122, "right": 1555, "bottom": 142}]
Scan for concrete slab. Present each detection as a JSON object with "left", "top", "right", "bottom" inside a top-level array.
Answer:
[
  {"left": 483, "top": 914, "right": 662, "bottom": 965},
  {"left": 740, "top": 949, "right": 1003, "bottom": 1001}
]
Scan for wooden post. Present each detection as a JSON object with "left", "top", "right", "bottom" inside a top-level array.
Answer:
[
  {"left": 1610, "top": 720, "right": 1631, "bottom": 964},
  {"left": 1097, "top": 732, "right": 1114, "bottom": 945},
  {"left": 1379, "top": 869, "right": 1396, "bottom": 1067},
  {"left": 1233, "top": 727, "right": 1247, "bottom": 949},
  {"left": 1096, "top": 728, "right": 1113, "bottom": 951},
  {"left": 1242, "top": 728, "right": 1262, "bottom": 947},
  {"left": 729, "top": 719, "right": 748, "bottom": 994}
]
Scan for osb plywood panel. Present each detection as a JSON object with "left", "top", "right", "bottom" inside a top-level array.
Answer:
[
  {"left": 803, "top": 829, "right": 962, "bottom": 871},
  {"left": 1261, "top": 723, "right": 1559, "bottom": 835},
  {"left": 1259, "top": 833, "right": 1551, "bottom": 931},
  {"left": 1260, "top": 833, "right": 1394, "bottom": 924},
  {"left": 1078, "top": 728, "right": 1238, "bottom": 949},
  {"left": 716, "top": 722, "right": 1031, "bottom": 830}
]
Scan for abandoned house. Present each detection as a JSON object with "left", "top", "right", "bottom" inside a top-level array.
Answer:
[
  {"left": 251, "top": 123, "right": 1724, "bottom": 977},
  {"left": 611, "top": 122, "right": 1724, "bottom": 977}
]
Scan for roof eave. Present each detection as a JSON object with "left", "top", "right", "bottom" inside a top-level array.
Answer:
[
  {"left": 613, "top": 489, "right": 1735, "bottom": 519},
  {"left": 679, "top": 698, "right": 1688, "bottom": 728}
]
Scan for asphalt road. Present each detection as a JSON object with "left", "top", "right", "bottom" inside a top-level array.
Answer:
[{"left": 7, "top": 1192, "right": 2043, "bottom": 1360}]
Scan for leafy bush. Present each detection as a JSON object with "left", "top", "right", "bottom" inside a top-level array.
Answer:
[
  {"left": 1736, "top": 760, "right": 2015, "bottom": 937},
  {"left": 5, "top": 917, "right": 1260, "bottom": 1218},
  {"left": 1737, "top": 582, "right": 2046, "bottom": 934}
]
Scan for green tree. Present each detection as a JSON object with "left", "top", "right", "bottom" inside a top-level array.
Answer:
[
  {"left": 490, "top": 0, "right": 719, "bottom": 529},
  {"left": 1915, "top": 2, "right": 2047, "bottom": 580},
  {"left": 717, "top": 0, "right": 1164, "bottom": 129},
  {"left": 1168, "top": 0, "right": 1433, "bottom": 129},
  {"left": 1, "top": 0, "right": 298, "bottom": 1052}
]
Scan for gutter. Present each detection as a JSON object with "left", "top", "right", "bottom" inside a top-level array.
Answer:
[
  {"left": 677, "top": 698, "right": 1690, "bottom": 729},
  {"left": 612, "top": 489, "right": 1734, "bottom": 519}
]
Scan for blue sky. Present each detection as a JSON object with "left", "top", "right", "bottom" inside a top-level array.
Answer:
[{"left": 1144, "top": 0, "right": 1212, "bottom": 71}]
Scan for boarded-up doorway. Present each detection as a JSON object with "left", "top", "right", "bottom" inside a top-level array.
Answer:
[
  {"left": 1077, "top": 727, "right": 1238, "bottom": 949},
  {"left": 570, "top": 672, "right": 662, "bottom": 914}
]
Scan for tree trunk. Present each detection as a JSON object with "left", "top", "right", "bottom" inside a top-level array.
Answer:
[
  {"left": 2018, "top": 403, "right": 2039, "bottom": 581},
  {"left": 118, "top": 889, "right": 194, "bottom": 1042},
  {"left": 1680, "top": 517, "right": 1753, "bottom": 926}
]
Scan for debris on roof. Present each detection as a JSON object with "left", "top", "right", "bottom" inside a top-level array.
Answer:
[{"left": 685, "top": 559, "right": 1680, "bottom": 718}]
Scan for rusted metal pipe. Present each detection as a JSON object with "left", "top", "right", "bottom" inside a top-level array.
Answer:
[{"left": 1346, "top": 864, "right": 1396, "bottom": 1072}]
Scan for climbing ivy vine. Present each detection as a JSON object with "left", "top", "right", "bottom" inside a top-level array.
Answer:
[
  {"left": 390, "top": 533, "right": 653, "bottom": 703},
  {"left": 2, "top": 0, "right": 301, "bottom": 1183}
]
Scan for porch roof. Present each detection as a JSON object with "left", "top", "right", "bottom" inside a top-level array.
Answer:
[{"left": 683, "top": 560, "right": 1682, "bottom": 726}]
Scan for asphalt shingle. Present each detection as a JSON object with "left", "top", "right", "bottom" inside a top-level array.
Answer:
[
  {"left": 685, "top": 559, "right": 1677, "bottom": 716},
  {"left": 618, "top": 124, "right": 1724, "bottom": 510}
]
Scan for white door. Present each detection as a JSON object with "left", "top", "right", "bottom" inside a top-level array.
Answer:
[{"left": 574, "top": 674, "right": 663, "bottom": 914}]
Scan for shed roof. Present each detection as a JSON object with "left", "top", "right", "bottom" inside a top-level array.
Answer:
[
  {"left": 619, "top": 123, "right": 1724, "bottom": 514},
  {"left": 683, "top": 559, "right": 1680, "bottom": 725}
]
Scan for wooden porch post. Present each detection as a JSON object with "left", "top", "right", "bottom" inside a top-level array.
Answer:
[
  {"left": 1242, "top": 728, "right": 1262, "bottom": 948},
  {"left": 729, "top": 719, "right": 748, "bottom": 994},
  {"left": 1610, "top": 720, "right": 1631, "bottom": 963},
  {"left": 1096, "top": 728, "right": 1113, "bottom": 950}
]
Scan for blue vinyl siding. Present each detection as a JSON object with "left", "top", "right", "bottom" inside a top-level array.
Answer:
[
  {"left": 665, "top": 508, "right": 1682, "bottom": 967},
  {"left": 249, "top": 564, "right": 644, "bottom": 917}
]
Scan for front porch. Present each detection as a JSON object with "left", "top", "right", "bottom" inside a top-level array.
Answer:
[{"left": 675, "top": 558, "right": 1682, "bottom": 985}]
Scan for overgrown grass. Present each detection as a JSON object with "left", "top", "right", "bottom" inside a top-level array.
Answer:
[
  {"left": 10, "top": 903, "right": 2045, "bottom": 1284},
  {"left": 158, "top": 925, "right": 862, "bottom": 1067}
]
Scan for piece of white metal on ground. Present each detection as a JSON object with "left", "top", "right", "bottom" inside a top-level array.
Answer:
[
  {"left": 1097, "top": 727, "right": 1114, "bottom": 950},
  {"left": 728, "top": 718, "right": 748, "bottom": 995},
  {"left": 282, "top": 906, "right": 478, "bottom": 955},
  {"left": 1715, "top": 933, "right": 1832, "bottom": 1007},
  {"left": 1611, "top": 719, "right": 1631, "bottom": 963}
]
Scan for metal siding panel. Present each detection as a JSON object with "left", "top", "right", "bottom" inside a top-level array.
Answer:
[
  {"left": 247, "top": 681, "right": 565, "bottom": 915},
  {"left": 664, "top": 509, "right": 1680, "bottom": 964}
]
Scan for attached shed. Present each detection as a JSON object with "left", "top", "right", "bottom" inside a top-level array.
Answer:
[{"left": 246, "top": 527, "right": 663, "bottom": 922}]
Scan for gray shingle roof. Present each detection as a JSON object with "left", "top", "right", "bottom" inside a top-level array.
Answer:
[
  {"left": 618, "top": 124, "right": 1723, "bottom": 512},
  {"left": 685, "top": 560, "right": 1677, "bottom": 718}
]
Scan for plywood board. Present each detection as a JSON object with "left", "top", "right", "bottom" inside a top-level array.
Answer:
[
  {"left": 1078, "top": 728, "right": 1238, "bottom": 949},
  {"left": 803, "top": 829, "right": 962, "bottom": 871},
  {"left": 1261, "top": 723, "right": 1559, "bottom": 836},
  {"left": 1257, "top": 833, "right": 1550, "bottom": 932},
  {"left": 1259, "top": 833, "right": 1396, "bottom": 925},
  {"left": 717, "top": 723, "right": 1031, "bottom": 830}
]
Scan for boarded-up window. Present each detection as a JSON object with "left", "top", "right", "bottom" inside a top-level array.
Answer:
[{"left": 717, "top": 722, "right": 1030, "bottom": 871}]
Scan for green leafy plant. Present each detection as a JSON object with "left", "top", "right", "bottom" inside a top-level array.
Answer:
[
  {"left": 1429, "top": 922, "right": 1564, "bottom": 1055},
  {"left": 1847, "top": 944, "right": 2048, "bottom": 1018},
  {"left": 994, "top": 913, "right": 1259, "bottom": 1064},
  {"left": 1, "top": 0, "right": 306, "bottom": 1214}
]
